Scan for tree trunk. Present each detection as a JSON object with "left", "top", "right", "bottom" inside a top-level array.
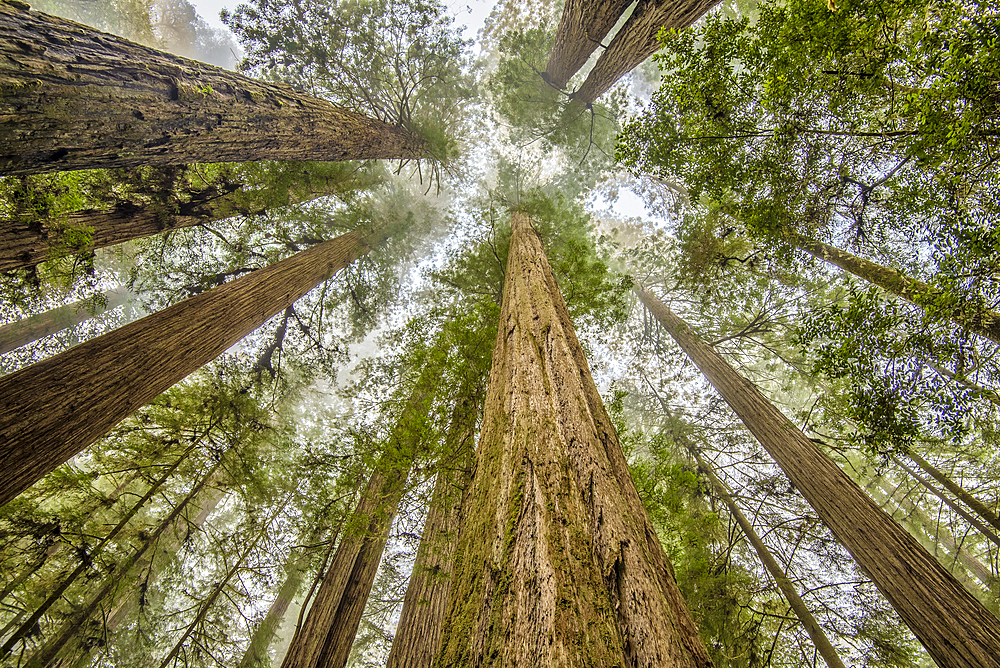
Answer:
[
  {"left": 385, "top": 379, "right": 481, "bottom": 668},
  {"left": 692, "top": 450, "right": 848, "bottom": 668},
  {"left": 436, "top": 213, "right": 712, "bottom": 668},
  {"left": 281, "top": 367, "right": 440, "bottom": 668},
  {"left": 22, "top": 458, "right": 223, "bottom": 668},
  {"left": 542, "top": 0, "right": 634, "bottom": 90},
  {"left": 0, "top": 222, "right": 389, "bottom": 508},
  {"left": 0, "top": 445, "right": 195, "bottom": 661},
  {"left": 790, "top": 232, "right": 1000, "bottom": 345},
  {"left": 571, "top": 0, "right": 719, "bottom": 105},
  {"left": 904, "top": 451, "right": 1000, "bottom": 538},
  {"left": 635, "top": 284, "right": 1000, "bottom": 668},
  {"left": 0, "top": 286, "right": 133, "bottom": 353},
  {"left": 0, "top": 2, "right": 426, "bottom": 175}
]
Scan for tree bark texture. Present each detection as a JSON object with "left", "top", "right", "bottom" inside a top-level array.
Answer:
[
  {"left": 0, "top": 286, "right": 132, "bottom": 353},
  {"left": 24, "top": 458, "right": 222, "bottom": 668},
  {"left": 435, "top": 213, "right": 712, "bottom": 668},
  {"left": 0, "top": 224, "right": 385, "bottom": 508},
  {"left": 385, "top": 380, "right": 481, "bottom": 668},
  {"left": 0, "top": 1, "right": 426, "bottom": 175},
  {"left": 636, "top": 284, "right": 1000, "bottom": 668},
  {"left": 571, "top": 0, "right": 719, "bottom": 104},
  {"left": 543, "top": 0, "right": 635, "bottom": 90},
  {"left": 281, "top": 371, "right": 439, "bottom": 668},
  {"left": 692, "top": 451, "right": 847, "bottom": 668},
  {"left": 791, "top": 232, "right": 1000, "bottom": 345}
]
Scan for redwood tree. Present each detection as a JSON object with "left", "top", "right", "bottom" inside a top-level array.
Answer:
[
  {"left": 542, "top": 0, "right": 634, "bottom": 89},
  {"left": 435, "top": 212, "right": 711, "bottom": 667},
  {"left": 0, "top": 222, "right": 390, "bottom": 508},
  {"left": 636, "top": 284, "right": 1000, "bottom": 668},
  {"left": 0, "top": 286, "right": 132, "bottom": 354},
  {"left": 0, "top": 2, "right": 425, "bottom": 175}
]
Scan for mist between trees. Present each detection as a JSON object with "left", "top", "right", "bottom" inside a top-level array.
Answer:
[{"left": 1, "top": 0, "right": 999, "bottom": 666}]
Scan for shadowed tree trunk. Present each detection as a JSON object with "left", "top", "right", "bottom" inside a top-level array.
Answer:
[
  {"left": 903, "top": 451, "right": 1000, "bottom": 537},
  {"left": 281, "top": 363, "right": 441, "bottom": 668},
  {"left": 635, "top": 284, "right": 1000, "bottom": 668},
  {"left": 384, "top": 379, "right": 480, "bottom": 668},
  {"left": 22, "top": 458, "right": 223, "bottom": 668},
  {"left": 788, "top": 231, "right": 1000, "bottom": 345},
  {"left": 542, "top": 0, "right": 634, "bottom": 90},
  {"left": 571, "top": 0, "right": 719, "bottom": 104},
  {"left": 692, "top": 450, "right": 848, "bottom": 668},
  {"left": 0, "top": 287, "right": 133, "bottom": 353},
  {"left": 0, "top": 222, "right": 391, "bottom": 508},
  {"left": 435, "top": 213, "right": 712, "bottom": 668},
  {"left": 0, "top": 2, "right": 426, "bottom": 175}
]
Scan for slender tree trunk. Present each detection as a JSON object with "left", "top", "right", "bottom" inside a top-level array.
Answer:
[
  {"left": 692, "top": 450, "right": 848, "bottom": 668},
  {"left": 571, "top": 0, "right": 719, "bottom": 104},
  {"left": 0, "top": 446, "right": 195, "bottom": 660},
  {"left": 22, "top": 458, "right": 223, "bottom": 668},
  {"left": 436, "top": 213, "right": 712, "bottom": 668},
  {"left": 158, "top": 495, "right": 291, "bottom": 668},
  {"left": 0, "top": 287, "right": 133, "bottom": 353},
  {"left": 0, "top": 222, "right": 390, "bottom": 508},
  {"left": 0, "top": 2, "right": 426, "bottom": 175},
  {"left": 924, "top": 360, "right": 1000, "bottom": 407},
  {"left": 635, "top": 284, "right": 1000, "bottom": 668},
  {"left": 790, "top": 232, "right": 1000, "bottom": 345},
  {"left": 542, "top": 0, "right": 635, "bottom": 89},
  {"left": 891, "top": 457, "right": 1000, "bottom": 549},
  {"left": 904, "top": 451, "right": 1000, "bottom": 537},
  {"left": 281, "top": 367, "right": 440, "bottom": 668},
  {"left": 385, "top": 380, "right": 480, "bottom": 668}
]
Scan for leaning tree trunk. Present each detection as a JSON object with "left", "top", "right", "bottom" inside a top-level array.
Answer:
[
  {"left": 903, "top": 451, "right": 1000, "bottom": 538},
  {"left": 384, "top": 379, "right": 481, "bottom": 668},
  {"left": 789, "top": 232, "right": 1000, "bottom": 345},
  {"left": 542, "top": 0, "right": 635, "bottom": 89},
  {"left": 571, "top": 0, "right": 719, "bottom": 105},
  {"left": 0, "top": 2, "right": 426, "bottom": 175},
  {"left": 635, "top": 284, "right": 1000, "bottom": 668},
  {"left": 0, "top": 286, "right": 133, "bottom": 353},
  {"left": 281, "top": 366, "right": 440, "bottom": 668},
  {"left": 692, "top": 450, "right": 848, "bottom": 668},
  {"left": 435, "top": 213, "right": 712, "bottom": 668},
  {"left": 0, "top": 221, "right": 391, "bottom": 508}
]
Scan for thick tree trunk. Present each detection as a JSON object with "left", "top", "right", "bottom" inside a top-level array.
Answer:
[
  {"left": 0, "top": 286, "right": 132, "bottom": 353},
  {"left": 0, "top": 446, "right": 194, "bottom": 661},
  {"left": 542, "top": 0, "right": 634, "bottom": 90},
  {"left": 904, "top": 451, "right": 1000, "bottom": 537},
  {"left": 0, "top": 222, "right": 389, "bottom": 508},
  {"left": 385, "top": 380, "right": 480, "bottom": 668},
  {"left": 790, "top": 232, "right": 1000, "bottom": 345},
  {"left": 0, "top": 2, "right": 426, "bottom": 175},
  {"left": 22, "top": 458, "right": 223, "bottom": 668},
  {"left": 636, "top": 284, "right": 1000, "bottom": 668},
  {"left": 571, "top": 0, "right": 719, "bottom": 104},
  {"left": 281, "top": 370, "right": 439, "bottom": 668},
  {"left": 692, "top": 451, "right": 847, "bottom": 668},
  {"left": 436, "top": 213, "right": 711, "bottom": 668}
]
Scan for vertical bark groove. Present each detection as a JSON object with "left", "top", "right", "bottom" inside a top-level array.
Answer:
[
  {"left": 543, "top": 0, "right": 635, "bottom": 89},
  {"left": 636, "top": 284, "right": 1000, "bottom": 668}
]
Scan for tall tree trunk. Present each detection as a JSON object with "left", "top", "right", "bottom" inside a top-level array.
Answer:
[
  {"left": 385, "top": 379, "right": 481, "bottom": 668},
  {"left": 0, "top": 445, "right": 195, "bottom": 661},
  {"left": 571, "top": 0, "right": 719, "bottom": 105},
  {"left": 22, "top": 458, "right": 223, "bottom": 668},
  {"left": 692, "top": 450, "right": 848, "bottom": 668},
  {"left": 0, "top": 2, "right": 426, "bottom": 175},
  {"left": 281, "top": 366, "right": 440, "bottom": 668},
  {"left": 789, "top": 232, "right": 1000, "bottom": 345},
  {"left": 0, "top": 222, "right": 390, "bottom": 508},
  {"left": 903, "top": 451, "right": 1000, "bottom": 537},
  {"left": 436, "top": 213, "right": 712, "bottom": 668},
  {"left": 635, "top": 284, "right": 1000, "bottom": 668},
  {"left": 891, "top": 457, "right": 1000, "bottom": 549},
  {"left": 542, "top": 0, "right": 635, "bottom": 89},
  {"left": 0, "top": 287, "right": 133, "bottom": 353},
  {"left": 923, "top": 360, "right": 1000, "bottom": 407},
  {"left": 158, "top": 495, "right": 292, "bottom": 668}
]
